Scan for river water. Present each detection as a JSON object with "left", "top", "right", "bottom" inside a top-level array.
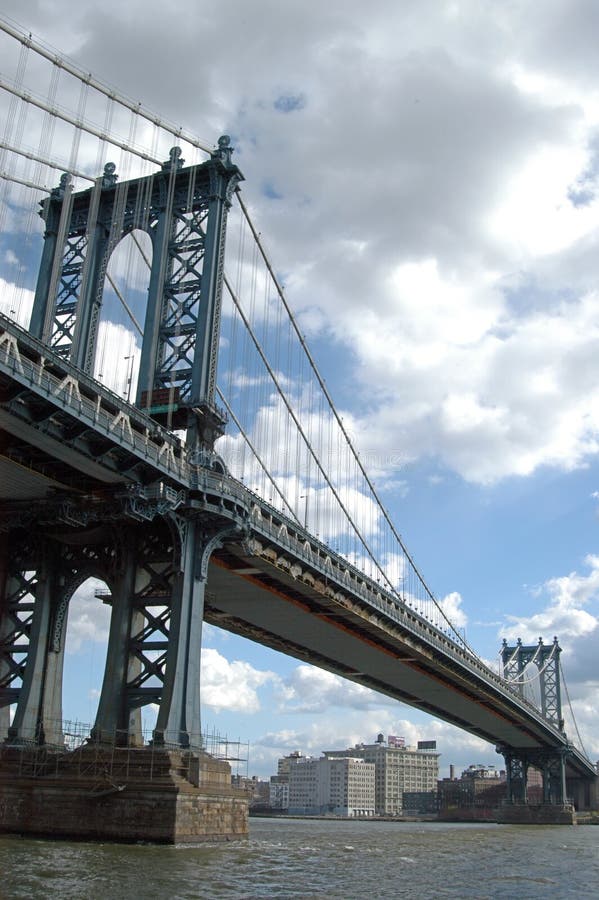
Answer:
[{"left": 0, "top": 818, "right": 597, "bottom": 899}]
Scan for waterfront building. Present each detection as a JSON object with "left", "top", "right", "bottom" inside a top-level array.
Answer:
[
  {"left": 402, "top": 791, "right": 439, "bottom": 815},
  {"left": 461, "top": 764, "right": 504, "bottom": 780},
  {"left": 269, "top": 751, "right": 304, "bottom": 810},
  {"left": 324, "top": 734, "right": 439, "bottom": 815},
  {"left": 232, "top": 775, "right": 271, "bottom": 809},
  {"left": 277, "top": 750, "right": 303, "bottom": 777},
  {"left": 438, "top": 762, "right": 507, "bottom": 811},
  {"left": 287, "top": 755, "right": 375, "bottom": 817},
  {"left": 269, "top": 774, "right": 290, "bottom": 810}
]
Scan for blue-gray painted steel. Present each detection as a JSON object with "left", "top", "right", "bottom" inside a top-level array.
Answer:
[{"left": 0, "top": 131, "right": 596, "bottom": 807}]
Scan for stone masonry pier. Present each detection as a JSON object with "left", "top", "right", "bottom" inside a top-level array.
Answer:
[
  {"left": 0, "top": 745, "right": 248, "bottom": 843},
  {"left": 496, "top": 803, "right": 576, "bottom": 825}
]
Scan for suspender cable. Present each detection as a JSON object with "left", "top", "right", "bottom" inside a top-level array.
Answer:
[
  {"left": 224, "top": 271, "right": 397, "bottom": 598},
  {"left": 234, "top": 191, "right": 474, "bottom": 651},
  {"left": 0, "top": 74, "right": 163, "bottom": 168},
  {"left": 0, "top": 17, "right": 213, "bottom": 155},
  {"left": 0, "top": 140, "right": 95, "bottom": 182},
  {"left": 217, "top": 387, "right": 302, "bottom": 527}
]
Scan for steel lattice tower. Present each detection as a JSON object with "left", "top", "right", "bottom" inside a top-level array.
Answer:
[
  {"left": 2, "top": 138, "right": 244, "bottom": 749},
  {"left": 498, "top": 637, "right": 568, "bottom": 804}
]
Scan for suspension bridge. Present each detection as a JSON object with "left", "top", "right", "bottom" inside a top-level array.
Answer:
[{"left": 0, "top": 18, "right": 596, "bottom": 839}]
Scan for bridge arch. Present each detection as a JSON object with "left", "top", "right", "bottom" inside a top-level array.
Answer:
[
  {"left": 93, "top": 227, "right": 152, "bottom": 401},
  {"left": 29, "top": 146, "right": 242, "bottom": 436},
  {"left": 59, "top": 576, "right": 112, "bottom": 741}
]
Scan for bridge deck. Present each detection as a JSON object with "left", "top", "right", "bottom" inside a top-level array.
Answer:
[{"left": 0, "top": 313, "right": 594, "bottom": 780}]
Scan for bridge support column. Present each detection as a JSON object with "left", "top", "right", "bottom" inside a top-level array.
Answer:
[
  {"left": 567, "top": 777, "right": 591, "bottom": 810},
  {"left": 539, "top": 754, "right": 565, "bottom": 804},
  {"left": 503, "top": 751, "right": 528, "bottom": 804},
  {"left": 153, "top": 519, "right": 212, "bottom": 748},
  {"left": 0, "top": 540, "right": 10, "bottom": 740},
  {"left": 497, "top": 745, "right": 577, "bottom": 823},
  {"left": 29, "top": 178, "right": 71, "bottom": 342},
  {"left": 91, "top": 534, "right": 142, "bottom": 745},
  {"left": 7, "top": 545, "right": 64, "bottom": 746}
]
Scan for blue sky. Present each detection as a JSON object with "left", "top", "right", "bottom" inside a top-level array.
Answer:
[{"left": 2, "top": 0, "right": 599, "bottom": 779}]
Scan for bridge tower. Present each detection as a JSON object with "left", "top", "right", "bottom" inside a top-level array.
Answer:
[
  {"left": 498, "top": 638, "right": 570, "bottom": 814},
  {"left": 1, "top": 138, "right": 245, "bottom": 753}
]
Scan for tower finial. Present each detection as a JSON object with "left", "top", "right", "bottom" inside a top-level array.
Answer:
[
  {"left": 162, "top": 146, "right": 184, "bottom": 171},
  {"left": 102, "top": 162, "right": 118, "bottom": 188},
  {"left": 214, "top": 134, "right": 233, "bottom": 166},
  {"left": 52, "top": 172, "right": 71, "bottom": 199}
]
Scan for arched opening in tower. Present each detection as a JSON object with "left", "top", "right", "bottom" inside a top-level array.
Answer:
[
  {"left": 93, "top": 228, "right": 152, "bottom": 402},
  {"left": 61, "top": 576, "right": 111, "bottom": 743}
]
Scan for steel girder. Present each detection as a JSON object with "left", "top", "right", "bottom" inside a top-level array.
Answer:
[{"left": 0, "top": 488, "right": 249, "bottom": 749}]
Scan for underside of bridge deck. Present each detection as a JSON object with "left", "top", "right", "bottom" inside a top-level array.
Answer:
[{"left": 206, "top": 545, "right": 588, "bottom": 780}]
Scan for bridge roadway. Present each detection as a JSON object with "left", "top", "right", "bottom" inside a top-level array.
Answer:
[{"left": 0, "top": 312, "right": 595, "bottom": 780}]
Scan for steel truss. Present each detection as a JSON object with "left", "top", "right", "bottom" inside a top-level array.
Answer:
[
  {"left": 0, "top": 489, "right": 248, "bottom": 749},
  {"left": 2, "top": 138, "right": 245, "bottom": 750},
  {"left": 498, "top": 744, "right": 569, "bottom": 806},
  {"left": 498, "top": 638, "right": 571, "bottom": 806},
  {"left": 29, "top": 138, "right": 243, "bottom": 448},
  {"left": 501, "top": 637, "right": 563, "bottom": 730}
]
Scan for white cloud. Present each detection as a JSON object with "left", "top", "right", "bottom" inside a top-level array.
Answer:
[
  {"left": 502, "top": 554, "right": 599, "bottom": 642},
  {"left": 4, "top": 250, "right": 19, "bottom": 267},
  {"left": 500, "top": 555, "right": 599, "bottom": 760},
  {"left": 250, "top": 711, "right": 495, "bottom": 780},
  {"left": 438, "top": 592, "right": 468, "bottom": 630},
  {"left": 0, "top": 278, "right": 34, "bottom": 327},
  {"left": 93, "top": 320, "right": 140, "bottom": 397},
  {"left": 65, "top": 579, "right": 111, "bottom": 653},
  {"left": 200, "top": 647, "right": 278, "bottom": 713}
]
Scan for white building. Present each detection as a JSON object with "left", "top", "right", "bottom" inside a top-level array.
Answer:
[
  {"left": 287, "top": 755, "right": 375, "bottom": 817},
  {"left": 324, "top": 735, "right": 439, "bottom": 815}
]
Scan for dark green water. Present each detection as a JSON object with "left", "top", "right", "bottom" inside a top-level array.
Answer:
[{"left": 0, "top": 819, "right": 597, "bottom": 898}]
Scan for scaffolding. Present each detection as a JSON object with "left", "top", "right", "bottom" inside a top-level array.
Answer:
[{"left": 0, "top": 719, "right": 249, "bottom": 783}]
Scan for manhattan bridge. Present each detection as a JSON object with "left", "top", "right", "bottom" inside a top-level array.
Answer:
[{"left": 0, "top": 19, "right": 595, "bottom": 835}]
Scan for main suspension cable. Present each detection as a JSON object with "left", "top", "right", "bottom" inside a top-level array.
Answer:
[
  {"left": 0, "top": 16, "right": 213, "bottom": 155},
  {"left": 560, "top": 662, "right": 590, "bottom": 760},
  {"left": 234, "top": 191, "right": 475, "bottom": 652}
]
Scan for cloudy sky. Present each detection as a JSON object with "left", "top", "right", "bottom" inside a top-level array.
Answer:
[{"left": 3, "top": 0, "right": 599, "bottom": 779}]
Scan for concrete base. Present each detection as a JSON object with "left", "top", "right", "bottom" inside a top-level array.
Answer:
[
  {"left": 0, "top": 745, "right": 248, "bottom": 843},
  {"left": 496, "top": 803, "right": 576, "bottom": 825}
]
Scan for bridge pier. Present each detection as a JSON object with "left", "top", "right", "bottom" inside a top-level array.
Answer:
[
  {"left": 90, "top": 533, "right": 143, "bottom": 745},
  {"left": 501, "top": 746, "right": 568, "bottom": 805},
  {"left": 497, "top": 745, "right": 588, "bottom": 823},
  {"left": 152, "top": 518, "right": 207, "bottom": 748},
  {"left": 503, "top": 751, "right": 529, "bottom": 804},
  {"left": 1, "top": 504, "right": 250, "bottom": 842},
  {"left": 497, "top": 803, "right": 576, "bottom": 825},
  {"left": 0, "top": 744, "right": 247, "bottom": 843}
]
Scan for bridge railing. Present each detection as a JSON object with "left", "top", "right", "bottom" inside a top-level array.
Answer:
[
  {"left": 203, "top": 476, "right": 578, "bottom": 742},
  {"left": 1, "top": 314, "right": 587, "bottom": 760},
  {"left": 0, "top": 312, "right": 188, "bottom": 482}
]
